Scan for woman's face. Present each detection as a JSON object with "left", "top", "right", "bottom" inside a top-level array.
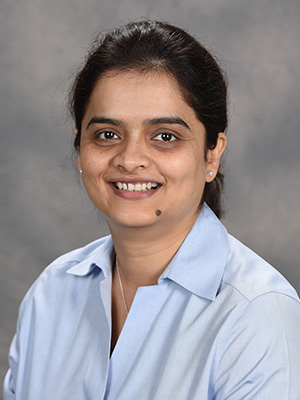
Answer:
[{"left": 78, "top": 70, "right": 225, "bottom": 231}]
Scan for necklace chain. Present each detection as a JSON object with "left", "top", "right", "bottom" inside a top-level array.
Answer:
[{"left": 116, "top": 258, "right": 129, "bottom": 316}]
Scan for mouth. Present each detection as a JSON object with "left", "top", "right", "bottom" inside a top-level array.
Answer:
[{"left": 113, "top": 182, "right": 161, "bottom": 192}]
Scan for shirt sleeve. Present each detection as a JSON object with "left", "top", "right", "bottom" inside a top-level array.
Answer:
[
  {"left": 214, "top": 292, "right": 300, "bottom": 399},
  {"left": 3, "top": 284, "right": 33, "bottom": 400},
  {"left": 3, "top": 370, "right": 15, "bottom": 400},
  {"left": 3, "top": 335, "right": 18, "bottom": 400}
]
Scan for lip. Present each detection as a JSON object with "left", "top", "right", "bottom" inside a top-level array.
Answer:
[
  {"left": 108, "top": 177, "right": 161, "bottom": 184},
  {"left": 109, "top": 179, "right": 162, "bottom": 200}
]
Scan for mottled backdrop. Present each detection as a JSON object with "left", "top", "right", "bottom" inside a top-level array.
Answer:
[{"left": 1, "top": 0, "right": 300, "bottom": 382}]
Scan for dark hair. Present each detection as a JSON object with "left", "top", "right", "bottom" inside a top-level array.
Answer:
[{"left": 69, "top": 19, "right": 228, "bottom": 218}]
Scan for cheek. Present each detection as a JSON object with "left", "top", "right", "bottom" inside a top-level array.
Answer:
[
  {"left": 80, "top": 149, "right": 108, "bottom": 175},
  {"left": 165, "top": 152, "right": 206, "bottom": 180}
]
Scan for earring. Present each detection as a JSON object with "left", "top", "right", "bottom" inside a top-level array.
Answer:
[
  {"left": 208, "top": 171, "right": 214, "bottom": 176},
  {"left": 79, "top": 169, "right": 83, "bottom": 175}
]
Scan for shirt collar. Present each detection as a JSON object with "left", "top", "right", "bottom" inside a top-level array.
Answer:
[
  {"left": 66, "top": 236, "right": 114, "bottom": 279},
  {"left": 159, "top": 203, "right": 229, "bottom": 300},
  {"left": 66, "top": 203, "right": 229, "bottom": 301}
]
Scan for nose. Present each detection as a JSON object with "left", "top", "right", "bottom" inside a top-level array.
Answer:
[{"left": 113, "top": 137, "right": 151, "bottom": 172}]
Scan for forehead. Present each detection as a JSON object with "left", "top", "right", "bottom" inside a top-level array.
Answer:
[
  {"left": 83, "top": 69, "right": 195, "bottom": 122},
  {"left": 95, "top": 69, "right": 184, "bottom": 96}
]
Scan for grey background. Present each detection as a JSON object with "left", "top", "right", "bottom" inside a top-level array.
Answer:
[{"left": 1, "top": 0, "right": 300, "bottom": 383}]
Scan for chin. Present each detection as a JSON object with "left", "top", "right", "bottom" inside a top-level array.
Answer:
[{"left": 105, "top": 212, "right": 159, "bottom": 230}]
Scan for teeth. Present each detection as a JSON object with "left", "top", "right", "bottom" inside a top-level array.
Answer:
[{"left": 115, "top": 182, "right": 159, "bottom": 192}]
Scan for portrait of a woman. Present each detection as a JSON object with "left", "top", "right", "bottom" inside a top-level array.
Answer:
[{"left": 3, "top": 19, "right": 300, "bottom": 399}]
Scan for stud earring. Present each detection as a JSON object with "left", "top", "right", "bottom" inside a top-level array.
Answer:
[
  {"left": 79, "top": 169, "right": 83, "bottom": 175},
  {"left": 208, "top": 171, "right": 214, "bottom": 176}
]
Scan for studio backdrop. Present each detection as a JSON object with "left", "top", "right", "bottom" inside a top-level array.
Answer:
[{"left": 1, "top": 0, "right": 300, "bottom": 382}]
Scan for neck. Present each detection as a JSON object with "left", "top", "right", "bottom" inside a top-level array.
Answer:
[{"left": 108, "top": 212, "right": 199, "bottom": 288}]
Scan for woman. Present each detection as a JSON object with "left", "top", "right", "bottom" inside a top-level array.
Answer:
[{"left": 4, "top": 20, "right": 300, "bottom": 399}]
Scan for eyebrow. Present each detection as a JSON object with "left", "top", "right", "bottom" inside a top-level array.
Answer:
[
  {"left": 144, "top": 117, "right": 190, "bottom": 130},
  {"left": 86, "top": 117, "right": 123, "bottom": 130},
  {"left": 86, "top": 116, "right": 191, "bottom": 130}
]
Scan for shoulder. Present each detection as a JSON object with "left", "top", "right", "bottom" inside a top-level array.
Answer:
[
  {"left": 221, "top": 234, "right": 299, "bottom": 302},
  {"left": 5, "top": 235, "right": 113, "bottom": 399},
  {"left": 216, "top": 232, "right": 300, "bottom": 350},
  {"left": 18, "top": 235, "right": 113, "bottom": 319},
  {"left": 213, "top": 235, "right": 300, "bottom": 398},
  {"left": 46, "top": 235, "right": 112, "bottom": 271}
]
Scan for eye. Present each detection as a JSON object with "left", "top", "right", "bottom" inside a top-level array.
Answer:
[
  {"left": 96, "top": 131, "right": 119, "bottom": 140},
  {"left": 154, "top": 133, "right": 177, "bottom": 142}
]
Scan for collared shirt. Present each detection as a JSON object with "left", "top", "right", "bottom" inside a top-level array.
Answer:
[{"left": 3, "top": 204, "right": 300, "bottom": 399}]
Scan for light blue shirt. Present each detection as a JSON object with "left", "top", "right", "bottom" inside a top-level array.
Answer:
[{"left": 3, "top": 204, "right": 300, "bottom": 399}]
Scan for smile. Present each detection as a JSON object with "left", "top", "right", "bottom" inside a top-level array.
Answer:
[{"left": 114, "top": 182, "right": 159, "bottom": 192}]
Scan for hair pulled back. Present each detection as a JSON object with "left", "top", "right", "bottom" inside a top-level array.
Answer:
[{"left": 69, "top": 19, "right": 228, "bottom": 218}]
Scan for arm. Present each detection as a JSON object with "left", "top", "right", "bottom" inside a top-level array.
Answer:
[
  {"left": 214, "top": 293, "right": 300, "bottom": 399},
  {"left": 3, "top": 335, "right": 18, "bottom": 400}
]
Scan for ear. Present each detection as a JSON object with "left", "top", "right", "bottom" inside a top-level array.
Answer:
[
  {"left": 77, "top": 154, "right": 82, "bottom": 174},
  {"left": 74, "top": 130, "right": 82, "bottom": 172},
  {"left": 206, "top": 132, "right": 227, "bottom": 182}
]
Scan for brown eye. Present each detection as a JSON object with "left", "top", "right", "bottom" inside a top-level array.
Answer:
[
  {"left": 97, "top": 131, "right": 119, "bottom": 140},
  {"left": 155, "top": 133, "right": 176, "bottom": 142}
]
